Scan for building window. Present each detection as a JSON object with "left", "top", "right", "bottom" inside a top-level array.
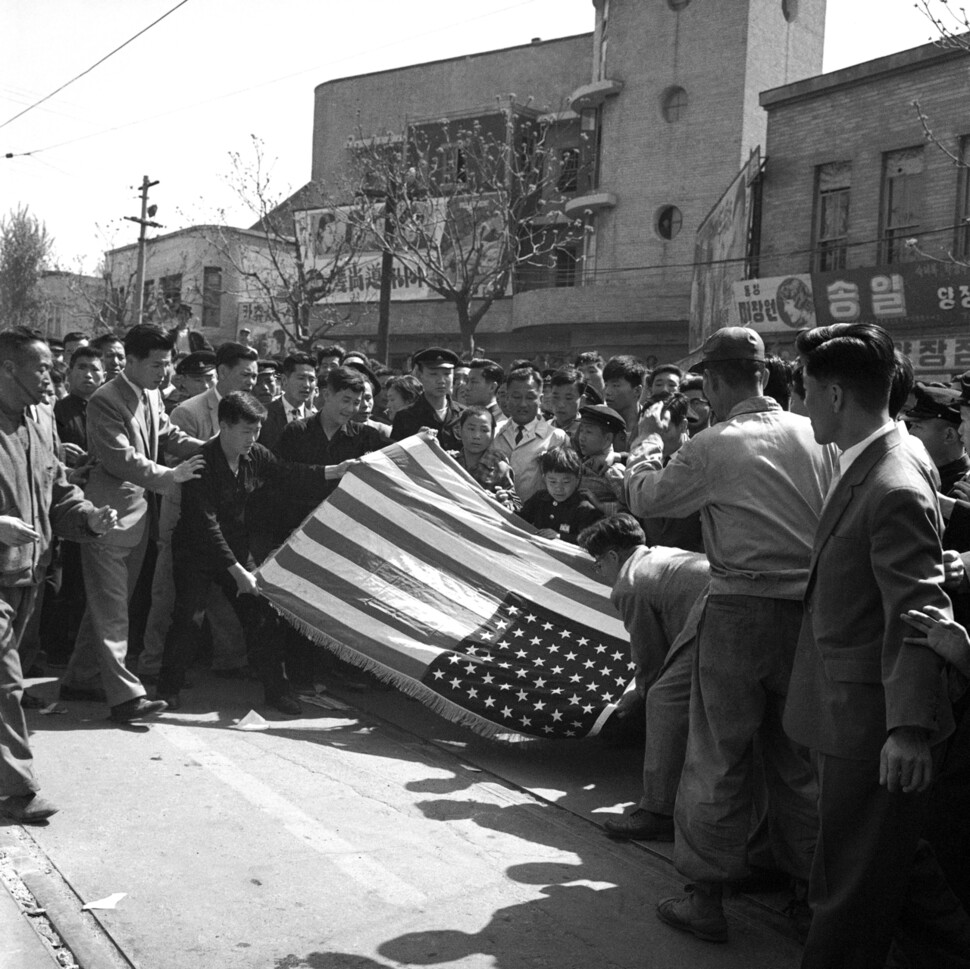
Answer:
[
  {"left": 655, "top": 205, "right": 683, "bottom": 240},
  {"left": 813, "top": 161, "right": 851, "bottom": 271},
  {"left": 667, "top": 0, "right": 691, "bottom": 9},
  {"left": 782, "top": 0, "right": 799, "bottom": 21},
  {"left": 202, "top": 267, "right": 222, "bottom": 329},
  {"left": 558, "top": 148, "right": 580, "bottom": 193},
  {"left": 554, "top": 245, "right": 579, "bottom": 287},
  {"left": 440, "top": 143, "right": 467, "bottom": 188},
  {"left": 661, "top": 86, "right": 688, "bottom": 123},
  {"left": 881, "top": 147, "right": 924, "bottom": 264},
  {"left": 955, "top": 137, "right": 970, "bottom": 259},
  {"left": 160, "top": 273, "right": 182, "bottom": 312}
]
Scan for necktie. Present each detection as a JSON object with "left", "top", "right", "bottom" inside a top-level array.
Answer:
[{"left": 514, "top": 424, "right": 526, "bottom": 444}]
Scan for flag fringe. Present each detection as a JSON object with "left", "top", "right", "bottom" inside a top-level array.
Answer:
[{"left": 267, "top": 599, "right": 534, "bottom": 743}]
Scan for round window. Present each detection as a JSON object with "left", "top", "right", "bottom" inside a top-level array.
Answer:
[
  {"left": 661, "top": 86, "right": 689, "bottom": 123},
  {"left": 656, "top": 205, "right": 683, "bottom": 241},
  {"left": 782, "top": 0, "right": 798, "bottom": 22}
]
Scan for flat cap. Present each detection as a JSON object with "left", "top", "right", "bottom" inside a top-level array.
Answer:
[
  {"left": 905, "top": 381, "right": 962, "bottom": 425},
  {"left": 579, "top": 404, "right": 626, "bottom": 435},
  {"left": 695, "top": 326, "right": 765, "bottom": 368},
  {"left": 175, "top": 350, "right": 216, "bottom": 376},
  {"left": 256, "top": 358, "right": 282, "bottom": 375},
  {"left": 412, "top": 346, "right": 461, "bottom": 368}
]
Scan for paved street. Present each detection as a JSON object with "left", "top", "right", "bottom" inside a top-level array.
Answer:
[{"left": 2, "top": 671, "right": 803, "bottom": 969}]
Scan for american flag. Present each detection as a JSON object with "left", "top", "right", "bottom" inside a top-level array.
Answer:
[{"left": 257, "top": 435, "right": 633, "bottom": 740}]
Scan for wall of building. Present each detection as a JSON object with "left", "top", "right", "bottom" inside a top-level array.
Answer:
[
  {"left": 311, "top": 34, "right": 593, "bottom": 188},
  {"left": 759, "top": 42, "right": 970, "bottom": 278}
]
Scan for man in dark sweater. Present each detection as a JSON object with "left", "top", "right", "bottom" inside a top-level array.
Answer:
[{"left": 156, "top": 392, "right": 331, "bottom": 715}]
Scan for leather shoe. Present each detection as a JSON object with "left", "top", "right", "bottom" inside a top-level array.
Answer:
[
  {"left": 157, "top": 693, "right": 181, "bottom": 711},
  {"left": 267, "top": 695, "right": 302, "bottom": 717},
  {"left": 2, "top": 793, "right": 59, "bottom": 823},
  {"left": 109, "top": 697, "right": 168, "bottom": 722},
  {"left": 656, "top": 889, "right": 728, "bottom": 943},
  {"left": 604, "top": 808, "right": 674, "bottom": 842},
  {"left": 58, "top": 683, "right": 107, "bottom": 702}
]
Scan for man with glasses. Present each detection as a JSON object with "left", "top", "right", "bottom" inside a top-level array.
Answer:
[{"left": 680, "top": 374, "right": 712, "bottom": 437}]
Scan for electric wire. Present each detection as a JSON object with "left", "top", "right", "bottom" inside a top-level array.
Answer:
[{"left": 0, "top": 0, "right": 191, "bottom": 132}]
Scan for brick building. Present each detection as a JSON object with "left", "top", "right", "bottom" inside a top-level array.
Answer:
[
  {"left": 298, "top": 0, "right": 825, "bottom": 368},
  {"left": 744, "top": 38, "right": 970, "bottom": 380}
]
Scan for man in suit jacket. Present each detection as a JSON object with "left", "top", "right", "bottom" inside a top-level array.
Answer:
[
  {"left": 257, "top": 352, "right": 316, "bottom": 452},
  {"left": 785, "top": 323, "right": 955, "bottom": 968},
  {"left": 138, "top": 344, "right": 257, "bottom": 681},
  {"left": 60, "top": 325, "right": 204, "bottom": 722}
]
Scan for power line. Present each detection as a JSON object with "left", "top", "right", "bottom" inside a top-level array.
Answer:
[
  {"left": 4, "top": 0, "right": 543, "bottom": 159},
  {"left": 0, "top": 0, "right": 191, "bottom": 132}
]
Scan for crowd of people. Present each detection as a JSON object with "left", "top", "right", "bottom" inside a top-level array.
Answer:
[{"left": 1, "top": 318, "right": 969, "bottom": 968}]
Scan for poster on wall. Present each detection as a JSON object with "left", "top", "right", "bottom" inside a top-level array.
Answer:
[
  {"left": 730, "top": 274, "right": 816, "bottom": 331},
  {"left": 293, "top": 196, "right": 511, "bottom": 304},
  {"left": 688, "top": 148, "right": 761, "bottom": 354}
]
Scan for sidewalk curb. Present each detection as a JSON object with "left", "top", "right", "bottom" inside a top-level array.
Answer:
[
  {"left": 0, "top": 873, "right": 61, "bottom": 968},
  {"left": 19, "top": 867, "right": 133, "bottom": 969},
  {"left": 0, "top": 827, "right": 132, "bottom": 969}
]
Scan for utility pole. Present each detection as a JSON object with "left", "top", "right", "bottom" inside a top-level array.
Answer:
[{"left": 124, "top": 175, "right": 162, "bottom": 326}]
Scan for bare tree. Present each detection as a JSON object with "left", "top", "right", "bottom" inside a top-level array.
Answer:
[
  {"left": 0, "top": 204, "right": 53, "bottom": 327},
  {"left": 349, "top": 101, "right": 591, "bottom": 353},
  {"left": 208, "top": 136, "right": 367, "bottom": 350}
]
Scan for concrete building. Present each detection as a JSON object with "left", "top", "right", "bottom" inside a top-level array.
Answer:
[
  {"left": 301, "top": 0, "right": 825, "bottom": 368},
  {"left": 747, "top": 37, "right": 970, "bottom": 380},
  {"left": 35, "top": 270, "right": 110, "bottom": 339},
  {"left": 103, "top": 225, "right": 352, "bottom": 356}
]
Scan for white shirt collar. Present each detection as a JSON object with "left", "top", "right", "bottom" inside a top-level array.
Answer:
[{"left": 838, "top": 420, "right": 895, "bottom": 478}]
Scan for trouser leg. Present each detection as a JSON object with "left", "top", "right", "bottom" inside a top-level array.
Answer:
[
  {"left": 639, "top": 641, "right": 693, "bottom": 815},
  {"left": 0, "top": 587, "right": 41, "bottom": 796},
  {"left": 802, "top": 751, "right": 932, "bottom": 969},
  {"left": 206, "top": 585, "right": 247, "bottom": 672},
  {"left": 674, "top": 595, "right": 815, "bottom": 883},
  {"left": 67, "top": 538, "right": 148, "bottom": 706},
  {"left": 139, "top": 535, "right": 175, "bottom": 677},
  {"left": 157, "top": 568, "right": 212, "bottom": 698}
]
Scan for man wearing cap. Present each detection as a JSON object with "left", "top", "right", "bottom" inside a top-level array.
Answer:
[
  {"left": 615, "top": 326, "right": 837, "bottom": 942},
  {"left": 905, "top": 381, "right": 970, "bottom": 496},
  {"left": 391, "top": 347, "right": 465, "bottom": 451},
  {"left": 252, "top": 359, "right": 281, "bottom": 407},
  {"left": 171, "top": 351, "right": 216, "bottom": 408},
  {"left": 258, "top": 352, "right": 317, "bottom": 452},
  {"left": 137, "top": 343, "right": 257, "bottom": 683}
]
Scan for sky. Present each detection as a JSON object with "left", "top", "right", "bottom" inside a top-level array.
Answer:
[{"left": 0, "top": 0, "right": 948, "bottom": 271}]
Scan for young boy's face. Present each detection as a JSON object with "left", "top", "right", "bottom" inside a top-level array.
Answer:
[
  {"left": 550, "top": 383, "right": 584, "bottom": 426},
  {"left": 577, "top": 420, "right": 612, "bottom": 457},
  {"left": 544, "top": 471, "right": 580, "bottom": 504},
  {"left": 604, "top": 377, "right": 639, "bottom": 414},
  {"left": 219, "top": 419, "right": 262, "bottom": 460},
  {"left": 460, "top": 413, "right": 494, "bottom": 455}
]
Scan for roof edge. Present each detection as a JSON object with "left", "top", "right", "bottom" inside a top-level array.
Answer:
[{"left": 760, "top": 37, "right": 969, "bottom": 108}]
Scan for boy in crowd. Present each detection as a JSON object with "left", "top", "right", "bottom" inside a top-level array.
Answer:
[
  {"left": 548, "top": 367, "right": 587, "bottom": 443},
  {"left": 253, "top": 359, "right": 281, "bottom": 407},
  {"left": 155, "top": 392, "right": 332, "bottom": 715},
  {"left": 518, "top": 446, "right": 602, "bottom": 543},
  {"left": 170, "top": 351, "right": 216, "bottom": 409},
  {"left": 258, "top": 352, "right": 316, "bottom": 451},
  {"left": 648, "top": 364, "right": 683, "bottom": 399},
  {"left": 391, "top": 347, "right": 465, "bottom": 451},
  {"left": 575, "top": 351, "right": 605, "bottom": 399},
  {"left": 54, "top": 346, "right": 104, "bottom": 461},
  {"left": 464, "top": 358, "right": 505, "bottom": 424},
  {"left": 603, "top": 355, "right": 647, "bottom": 452},
  {"left": 576, "top": 404, "right": 626, "bottom": 516},
  {"left": 578, "top": 514, "right": 710, "bottom": 842}
]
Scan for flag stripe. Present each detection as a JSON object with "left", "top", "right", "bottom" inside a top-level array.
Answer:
[{"left": 327, "top": 482, "right": 623, "bottom": 639}]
